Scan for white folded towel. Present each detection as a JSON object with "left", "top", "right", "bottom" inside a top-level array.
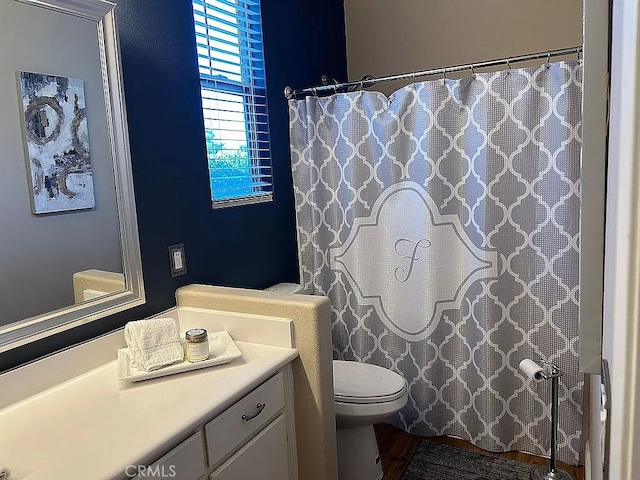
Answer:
[
  {"left": 0, "top": 465, "right": 11, "bottom": 480},
  {"left": 124, "top": 318, "right": 184, "bottom": 371}
]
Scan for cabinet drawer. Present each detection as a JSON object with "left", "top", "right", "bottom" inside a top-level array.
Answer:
[
  {"left": 210, "top": 414, "right": 289, "bottom": 480},
  {"left": 205, "top": 372, "right": 285, "bottom": 468},
  {"left": 132, "top": 431, "right": 206, "bottom": 480}
]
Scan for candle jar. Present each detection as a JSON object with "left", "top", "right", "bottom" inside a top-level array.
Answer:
[{"left": 185, "top": 328, "right": 209, "bottom": 362}]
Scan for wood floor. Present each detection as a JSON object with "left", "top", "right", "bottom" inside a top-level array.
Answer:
[{"left": 374, "top": 423, "right": 585, "bottom": 480}]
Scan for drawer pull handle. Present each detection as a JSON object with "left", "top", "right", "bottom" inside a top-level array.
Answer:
[{"left": 242, "top": 402, "right": 266, "bottom": 421}]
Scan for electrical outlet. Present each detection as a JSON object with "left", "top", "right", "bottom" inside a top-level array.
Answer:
[{"left": 168, "top": 243, "right": 187, "bottom": 277}]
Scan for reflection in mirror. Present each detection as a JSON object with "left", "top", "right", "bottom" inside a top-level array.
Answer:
[
  {"left": 72, "top": 270, "right": 126, "bottom": 304},
  {"left": 0, "top": 0, "right": 144, "bottom": 352}
]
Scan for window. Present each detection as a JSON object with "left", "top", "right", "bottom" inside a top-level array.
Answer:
[{"left": 192, "top": 0, "right": 273, "bottom": 208}]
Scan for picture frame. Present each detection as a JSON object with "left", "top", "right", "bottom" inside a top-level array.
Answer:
[{"left": 19, "top": 70, "right": 95, "bottom": 214}]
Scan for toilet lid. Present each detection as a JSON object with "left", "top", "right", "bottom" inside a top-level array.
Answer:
[{"left": 333, "top": 360, "right": 406, "bottom": 404}]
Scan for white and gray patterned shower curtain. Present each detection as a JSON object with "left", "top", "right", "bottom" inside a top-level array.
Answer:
[{"left": 288, "top": 61, "right": 582, "bottom": 463}]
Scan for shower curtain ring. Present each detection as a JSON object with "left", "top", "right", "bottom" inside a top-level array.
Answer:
[
  {"left": 577, "top": 47, "right": 581, "bottom": 62},
  {"left": 471, "top": 63, "right": 476, "bottom": 77},
  {"left": 506, "top": 58, "right": 512, "bottom": 75},
  {"left": 546, "top": 52, "right": 551, "bottom": 69},
  {"left": 412, "top": 71, "right": 417, "bottom": 84},
  {"left": 441, "top": 68, "right": 447, "bottom": 85},
  {"left": 312, "top": 87, "right": 318, "bottom": 96}
]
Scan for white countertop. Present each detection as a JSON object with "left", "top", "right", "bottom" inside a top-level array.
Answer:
[{"left": 0, "top": 307, "right": 298, "bottom": 480}]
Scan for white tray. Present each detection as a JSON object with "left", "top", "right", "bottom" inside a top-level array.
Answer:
[{"left": 117, "top": 330, "right": 242, "bottom": 382}]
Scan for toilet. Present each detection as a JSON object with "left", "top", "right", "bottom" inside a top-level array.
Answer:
[
  {"left": 333, "top": 360, "right": 408, "bottom": 480},
  {"left": 266, "top": 283, "right": 409, "bottom": 480}
]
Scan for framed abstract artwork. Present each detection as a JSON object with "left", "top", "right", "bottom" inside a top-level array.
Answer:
[{"left": 19, "top": 70, "right": 95, "bottom": 214}]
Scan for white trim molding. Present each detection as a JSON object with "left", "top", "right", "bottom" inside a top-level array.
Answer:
[{"left": 602, "top": 0, "right": 640, "bottom": 478}]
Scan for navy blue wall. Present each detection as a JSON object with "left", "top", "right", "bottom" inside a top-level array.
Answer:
[{"left": 0, "top": 0, "right": 347, "bottom": 371}]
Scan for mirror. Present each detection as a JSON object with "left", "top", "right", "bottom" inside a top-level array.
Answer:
[{"left": 0, "top": 0, "right": 144, "bottom": 352}]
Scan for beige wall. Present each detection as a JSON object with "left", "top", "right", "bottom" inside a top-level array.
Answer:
[
  {"left": 176, "top": 285, "right": 339, "bottom": 480},
  {"left": 344, "top": 0, "right": 583, "bottom": 95}
]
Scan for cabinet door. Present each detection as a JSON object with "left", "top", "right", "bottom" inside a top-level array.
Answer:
[
  {"left": 210, "top": 414, "right": 289, "bottom": 480},
  {"left": 131, "top": 431, "right": 206, "bottom": 480}
]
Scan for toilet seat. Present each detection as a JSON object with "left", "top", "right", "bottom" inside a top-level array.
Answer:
[{"left": 333, "top": 360, "right": 407, "bottom": 404}]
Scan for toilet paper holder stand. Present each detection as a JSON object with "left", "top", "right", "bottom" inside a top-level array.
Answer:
[{"left": 528, "top": 360, "right": 575, "bottom": 480}]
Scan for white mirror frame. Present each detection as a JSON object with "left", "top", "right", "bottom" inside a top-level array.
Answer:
[{"left": 0, "top": 0, "right": 145, "bottom": 353}]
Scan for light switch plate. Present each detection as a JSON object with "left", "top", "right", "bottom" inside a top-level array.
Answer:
[{"left": 168, "top": 243, "right": 187, "bottom": 277}]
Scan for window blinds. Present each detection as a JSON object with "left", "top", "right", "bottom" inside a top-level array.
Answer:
[{"left": 193, "top": 0, "right": 273, "bottom": 207}]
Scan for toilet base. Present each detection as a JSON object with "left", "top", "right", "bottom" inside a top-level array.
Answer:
[{"left": 336, "top": 425, "right": 383, "bottom": 480}]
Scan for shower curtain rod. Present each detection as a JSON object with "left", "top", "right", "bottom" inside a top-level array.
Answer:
[{"left": 283, "top": 45, "right": 582, "bottom": 100}]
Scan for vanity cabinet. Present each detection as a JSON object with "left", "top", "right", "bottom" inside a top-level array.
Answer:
[
  {"left": 0, "top": 306, "right": 300, "bottom": 479},
  {"left": 132, "top": 431, "right": 207, "bottom": 480},
  {"left": 133, "top": 369, "right": 296, "bottom": 480},
  {"left": 205, "top": 371, "right": 285, "bottom": 466},
  {"left": 206, "top": 372, "right": 289, "bottom": 479},
  {"left": 210, "top": 414, "right": 289, "bottom": 479}
]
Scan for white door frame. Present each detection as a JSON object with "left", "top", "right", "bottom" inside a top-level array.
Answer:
[{"left": 603, "top": 0, "right": 640, "bottom": 478}]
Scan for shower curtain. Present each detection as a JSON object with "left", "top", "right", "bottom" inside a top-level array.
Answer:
[{"left": 288, "top": 61, "right": 582, "bottom": 463}]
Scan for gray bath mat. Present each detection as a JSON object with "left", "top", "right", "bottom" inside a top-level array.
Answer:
[{"left": 401, "top": 441, "right": 535, "bottom": 480}]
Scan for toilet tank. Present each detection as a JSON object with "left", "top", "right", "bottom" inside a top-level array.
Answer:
[{"left": 265, "top": 282, "right": 304, "bottom": 294}]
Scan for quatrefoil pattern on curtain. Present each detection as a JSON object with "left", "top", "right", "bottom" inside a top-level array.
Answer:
[{"left": 289, "top": 61, "right": 582, "bottom": 463}]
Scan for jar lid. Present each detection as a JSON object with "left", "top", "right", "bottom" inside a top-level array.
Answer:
[{"left": 186, "top": 328, "right": 208, "bottom": 342}]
